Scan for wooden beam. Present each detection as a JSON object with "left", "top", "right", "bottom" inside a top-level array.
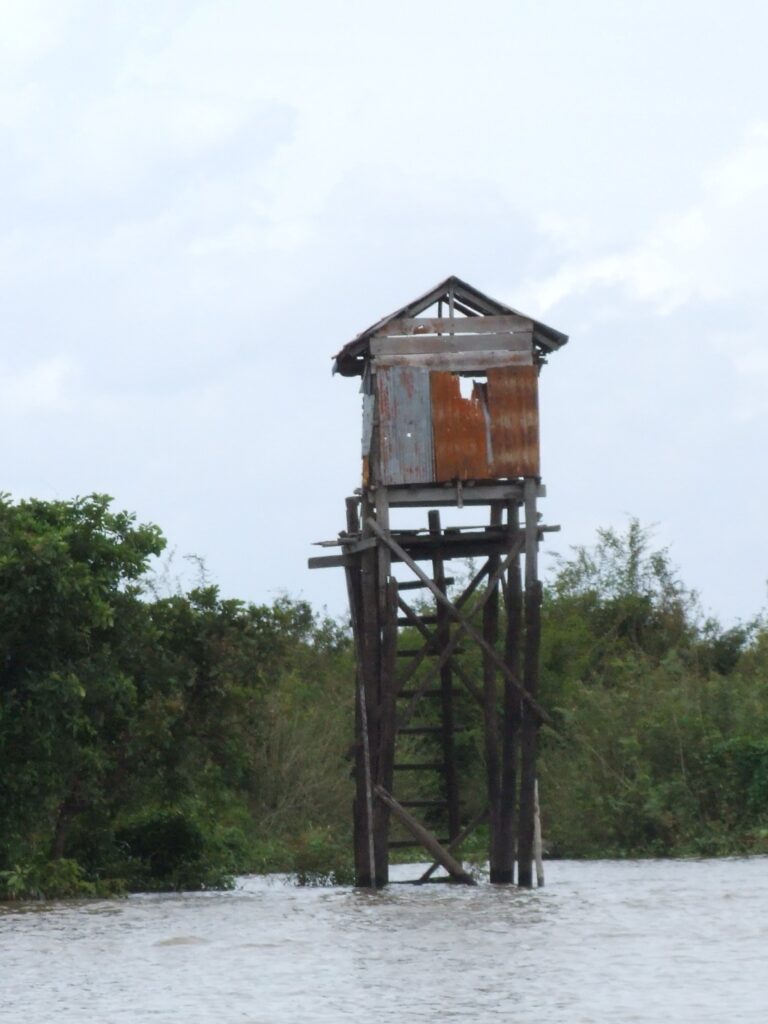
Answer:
[
  {"left": 417, "top": 807, "right": 488, "bottom": 883},
  {"left": 371, "top": 333, "right": 532, "bottom": 356},
  {"left": 373, "top": 350, "right": 532, "bottom": 372},
  {"left": 375, "top": 315, "right": 533, "bottom": 337},
  {"left": 308, "top": 552, "right": 353, "bottom": 570},
  {"left": 374, "top": 786, "right": 476, "bottom": 885}
]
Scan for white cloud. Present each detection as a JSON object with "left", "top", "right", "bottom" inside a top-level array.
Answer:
[
  {"left": 0, "top": 0, "right": 77, "bottom": 71},
  {"left": 0, "top": 357, "right": 75, "bottom": 415},
  {"left": 524, "top": 122, "right": 768, "bottom": 315}
]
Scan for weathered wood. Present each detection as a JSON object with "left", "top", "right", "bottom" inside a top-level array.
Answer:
[
  {"left": 400, "top": 799, "right": 447, "bottom": 808},
  {"left": 397, "top": 576, "right": 454, "bottom": 591},
  {"left": 396, "top": 596, "right": 484, "bottom": 711},
  {"left": 518, "top": 478, "right": 541, "bottom": 888},
  {"left": 359, "top": 495, "right": 388, "bottom": 886},
  {"left": 308, "top": 552, "right": 353, "bottom": 570},
  {"left": 393, "top": 558, "right": 493, "bottom": 696},
  {"left": 534, "top": 778, "right": 544, "bottom": 888},
  {"left": 398, "top": 725, "right": 450, "bottom": 735},
  {"left": 375, "top": 350, "right": 532, "bottom": 372},
  {"left": 417, "top": 807, "right": 488, "bottom": 883},
  {"left": 344, "top": 498, "right": 377, "bottom": 889},
  {"left": 430, "top": 510, "right": 460, "bottom": 841},
  {"left": 374, "top": 786, "right": 476, "bottom": 885},
  {"left": 386, "top": 483, "right": 532, "bottom": 507},
  {"left": 371, "top": 332, "right": 532, "bottom": 356},
  {"left": 484, "top": 506, "right": 504, "bottom": 882},
  {"left": 375, "top": 315, "right": 533, "bottom": 338},
  {"left": 498, "top": 500, "right": 522, "bottom": 884},
  {"left": 376, "top": 575, "right": 399, "bottom": 828},
  {"left": 366, "top": 518, "right": 552, "bottom": 726},
  {"left": 393, "top": 530, "right": 529, "bottom": 727}
]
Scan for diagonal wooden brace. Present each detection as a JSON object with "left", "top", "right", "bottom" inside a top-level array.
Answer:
[{"left": 366, "top": 518, "right": 552, "bottom": 727}]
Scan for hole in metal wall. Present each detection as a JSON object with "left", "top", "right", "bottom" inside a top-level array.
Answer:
[{"left": 457, "top": 375, "right": 485, "bottom": 400}]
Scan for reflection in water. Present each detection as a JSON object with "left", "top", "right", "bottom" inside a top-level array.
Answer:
[{"left": 2, "top": 858, "right": 767, "bottom": 1023}]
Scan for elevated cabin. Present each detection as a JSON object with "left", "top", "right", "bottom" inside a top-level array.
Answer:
[{"left": 333, "top": 276, "right": 567, "bottom": 491}]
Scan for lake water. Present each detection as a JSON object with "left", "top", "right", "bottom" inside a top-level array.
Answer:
[{"left": 2, "top": 857, "right": 767, "bottom": 1023}]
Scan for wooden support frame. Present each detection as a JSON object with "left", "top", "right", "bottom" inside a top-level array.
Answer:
[{"left": 312, "top": 479, "right": 549, "bottom": 888}]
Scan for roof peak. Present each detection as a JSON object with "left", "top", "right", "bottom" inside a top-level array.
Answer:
[{"left": 333, "top": 275, "right": 568, "bottom": 376}]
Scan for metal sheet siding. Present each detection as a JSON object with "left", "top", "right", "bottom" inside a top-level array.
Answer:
[
  {"left": 487, "top": 365, "right": 540, "bottom": 477},
  {"left": 430, "top": 372, "right": 492, "bottom": 481},
  {"left": 376, "top": 366, "right": 435, "bottom": 485},
  {"left": 429, "top": 366, "right": 540, "bottom": 482}
]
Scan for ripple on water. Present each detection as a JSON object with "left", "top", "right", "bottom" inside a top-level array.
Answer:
[{"left": 1, "top": 857, "right": 767, "bottom": 1023}]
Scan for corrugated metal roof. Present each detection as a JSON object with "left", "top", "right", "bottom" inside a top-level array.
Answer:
[{"left": 333, "top": 275, "right": 568, "bottom": 377}]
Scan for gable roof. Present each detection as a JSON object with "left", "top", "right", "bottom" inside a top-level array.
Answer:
[{"left": 332, "top": 274, "right": 568, "bottom": 376}]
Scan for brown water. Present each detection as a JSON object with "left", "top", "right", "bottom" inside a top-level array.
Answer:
[{"left": 2, "top": 858, "right": 767, "bottom": 1022}]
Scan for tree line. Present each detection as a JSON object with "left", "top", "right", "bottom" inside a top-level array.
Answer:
[{"left": 1, "top": 495, "right": 766, "bottom": 898}]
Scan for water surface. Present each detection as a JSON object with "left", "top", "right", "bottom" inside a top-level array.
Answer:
[{"left": 2, "top": 858, "right": 766, "bottom": 1022}]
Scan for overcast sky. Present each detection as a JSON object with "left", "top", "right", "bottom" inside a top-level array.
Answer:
[{"left": 2, "top": 0, "right": 767, "bottom": 625}]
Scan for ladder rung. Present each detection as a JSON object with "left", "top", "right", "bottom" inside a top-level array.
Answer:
[
  {"left": 400, "top": 800, "right": 448, "bottom": 808},
  {"left": 388, "top": 838, "right": 450, "bottom": 849},
  {"left": 397, "top": 615, "right": 439, "bottom": 626},
  {"left": 397, "top": 578, "right": 454, "bottom": 591},
  {"left": 397, "top": 688, "right": 458, "bottom": 699},
  {"left": 396, "top": 648, "right": 464, "bottom": 658},
  {"left": 393, "top": 762, "right": 444, "bottom": 772},
  {"left": 398, "top": 725, "right": 467, "bottom": 735}
]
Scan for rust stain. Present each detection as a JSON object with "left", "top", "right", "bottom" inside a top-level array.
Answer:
[
  {"left": 430, "top": 372, "right": 492, "bottom": 481},
  {"left": 430, "top": 366, "right": 540, "bottom": 482},
  {"left": 487, "top": 365, "right": 540, "bottom": 477}
]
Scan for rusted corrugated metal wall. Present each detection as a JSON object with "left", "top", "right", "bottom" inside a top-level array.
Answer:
[
  {"left": 375, "top": 364, "right": 539, "bottom": 484},
  {"left": 371, "top": 315, "right": 540, "bottom": 485}
]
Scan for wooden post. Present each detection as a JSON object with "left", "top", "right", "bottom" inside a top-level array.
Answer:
[
  {"left": 517, "top": 478, "right": 542, "bottom": 888},
  {"left": 372, "top": 488, "right": 397, "bottom": 885},
  {"left": 429, "top": 510, "right": 460, "bottom": 841},
  {"left": 484, "top": 505, "right": 504, "bottom": 882},
  {"left": 345, "top": 498, "right": 377, "bottom": 888},
  {"left": 534, "top": 778, "right": 545, "bottom": 887},
  {"left": 358, "top": 493, "right": 387, "bottom": 887},
  {"left": 498, "top": 500, "right": 522, "bottom": 884}
]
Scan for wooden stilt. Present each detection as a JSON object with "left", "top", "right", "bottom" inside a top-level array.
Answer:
[
  {"left": 429, "top": 510, "right": 460, "bottom": 841},
  {"left": 534, "top": 778, "right": 545, "bottom": 887},
  {"left": 517, "top": 478, "right": 542, "bottom": 888},
  {"left": 345, "top": 499, "right": 377, "bottom": 888},
  {"left": 484, "top": 506, "right": 504, "bottom": 882}
]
